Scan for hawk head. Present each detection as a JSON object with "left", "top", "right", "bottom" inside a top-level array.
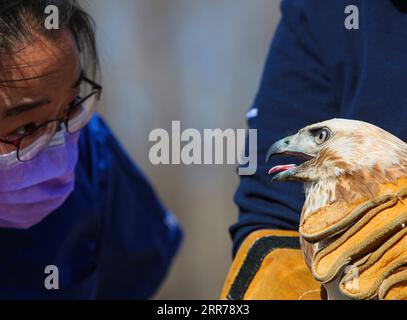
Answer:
[{"left": 267, "top": 118, "right": 407, "bottom": 216}]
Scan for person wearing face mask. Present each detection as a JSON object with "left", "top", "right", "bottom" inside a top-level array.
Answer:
[{"left": 0, "top": 0, "right": 182, "bottom": 299}]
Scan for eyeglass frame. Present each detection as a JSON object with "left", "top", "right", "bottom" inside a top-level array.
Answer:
[{"left": 0, "top": 72, "right": 102, "bottom": 161}]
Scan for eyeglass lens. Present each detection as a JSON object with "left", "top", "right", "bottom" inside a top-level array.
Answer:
[{"left": 17, "top": 90, "right": 99, "bottom": 161}]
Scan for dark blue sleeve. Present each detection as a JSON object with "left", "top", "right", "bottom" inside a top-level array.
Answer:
[
  {"left": 230, "top": 0, "right": 340, "bottom": 255},
  {"left": 84, "top": 115, "right": 183, "bottom": 299}
]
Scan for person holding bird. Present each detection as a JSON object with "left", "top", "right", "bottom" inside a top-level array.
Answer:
[{"left": 221, "top": 0, "right": 407, "bottom": 300}]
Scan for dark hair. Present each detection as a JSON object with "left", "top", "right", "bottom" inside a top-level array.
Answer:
[{"left": 0, "top": 0, "right": 99, "bottom": 78}]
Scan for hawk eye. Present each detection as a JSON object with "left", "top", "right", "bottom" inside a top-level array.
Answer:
[{"left": 311, "top": 127, "right": 331, "bottom": 145}]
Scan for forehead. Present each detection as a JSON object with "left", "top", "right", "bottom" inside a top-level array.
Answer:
[{"left": 0, "top": 30, "right": 80, "bottom": 103}]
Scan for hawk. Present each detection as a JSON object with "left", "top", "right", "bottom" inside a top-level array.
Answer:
[{"left": 267, "top": 119, "right": 407, "bottom": 300}]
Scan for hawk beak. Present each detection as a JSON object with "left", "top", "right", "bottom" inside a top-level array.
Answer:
[
  {"left": 266, "top": 136, "right": 314, "bottom": 182},
  {"left": 266, "top": 138, "right": 291, "bottom": 162},
  {"left": 266, "top": 137, "right": 298, "bottom": 182},
  {"left": 270, "top": 166, "right": 298, "bottom": 182}
]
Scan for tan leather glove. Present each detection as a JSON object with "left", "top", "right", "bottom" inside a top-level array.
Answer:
[
  {"left": 299, "top": 178, "right": 407, "bottom": 300},
  {"left": 220, "top": 229, "right": 324, "bottom": 300}
]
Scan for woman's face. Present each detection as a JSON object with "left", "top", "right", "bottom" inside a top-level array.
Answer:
[{"left": 0, "top": 30, "right": 81, "bottom": 146}]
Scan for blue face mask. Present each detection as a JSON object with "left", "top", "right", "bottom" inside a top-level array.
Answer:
[{"left": 0, "top": 129, "right": 80, "bottom": 229}]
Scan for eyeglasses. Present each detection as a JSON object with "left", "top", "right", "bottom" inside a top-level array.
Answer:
[{"left": 0, "top": 73, "right": 102, "bottom": 162}]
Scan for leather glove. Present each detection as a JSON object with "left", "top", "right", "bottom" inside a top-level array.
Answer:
[
  {"left": 299, "top": 179, "right": 407, "bottom": 300},
  {"left": 220, "top": 229, "right": 324, "bottom": 300}
]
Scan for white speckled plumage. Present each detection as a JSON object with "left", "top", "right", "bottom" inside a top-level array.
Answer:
[{"left": 299, "top": 119, "right": 407, "bottom": 218}]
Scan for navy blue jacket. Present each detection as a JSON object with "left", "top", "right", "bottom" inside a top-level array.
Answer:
[
  {"left": 231, "top": 0, "right": 407, "bottom": 255},
  {"left": 0, "top": 114, "right": 182, "bottom": 299}
]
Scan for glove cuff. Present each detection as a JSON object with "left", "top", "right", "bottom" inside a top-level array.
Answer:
[{"left": 221, "top": 229, "right": 323, "bottom": 300}]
